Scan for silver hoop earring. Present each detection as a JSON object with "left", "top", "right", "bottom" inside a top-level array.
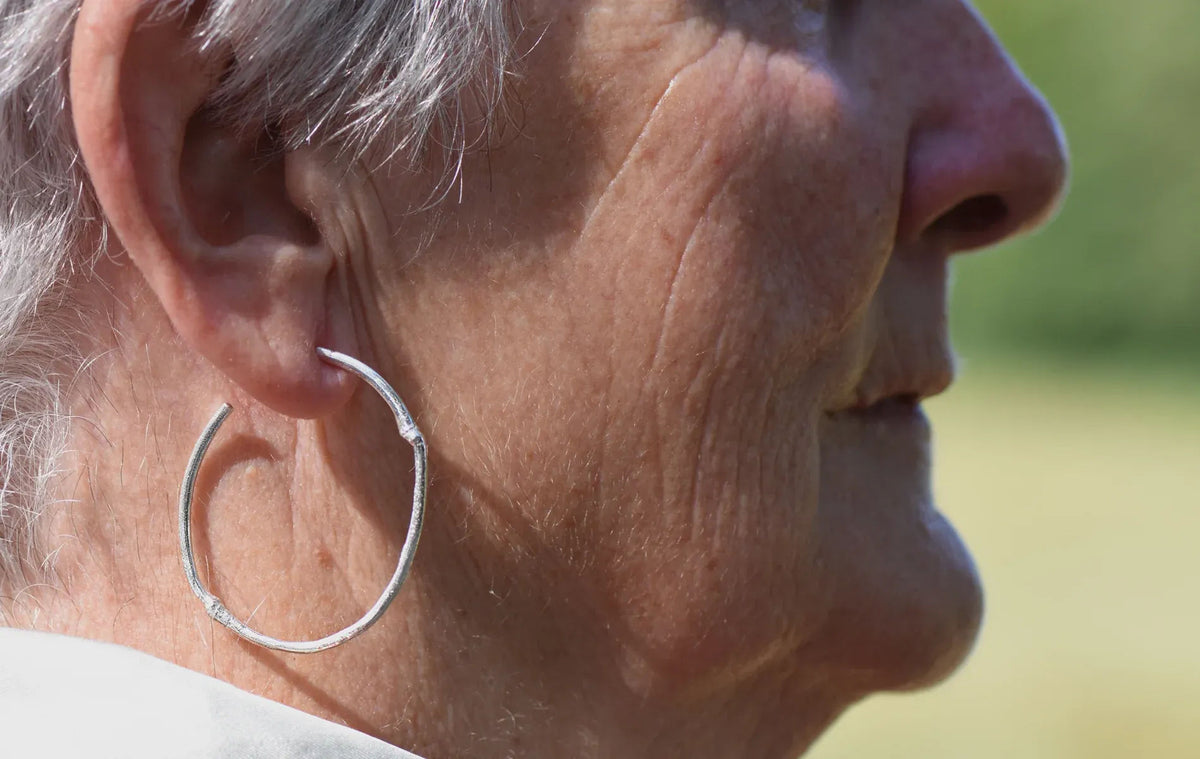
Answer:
[{"left": 178, "top": 347, "right": 426, "bottom": 654}]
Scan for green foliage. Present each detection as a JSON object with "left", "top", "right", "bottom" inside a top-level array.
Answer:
[{"left": 953, "top": 0, "right": 1200, "bottom": 365}]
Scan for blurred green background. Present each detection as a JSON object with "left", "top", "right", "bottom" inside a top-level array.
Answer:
[
  {"left": 811, "top": 1, "right": 1200, "bottom": 757},
  {"left": 950, "top": 0, "right": 1200, "bottom": 367}
]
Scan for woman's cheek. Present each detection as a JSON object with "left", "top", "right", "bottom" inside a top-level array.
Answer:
[{"left": 754, "top": 65, "right": 901, "bottom": 347}]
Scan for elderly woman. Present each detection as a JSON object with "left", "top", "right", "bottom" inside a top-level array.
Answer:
[{"left": 0, "top": 0, "right": 1066, "bottom": 756}]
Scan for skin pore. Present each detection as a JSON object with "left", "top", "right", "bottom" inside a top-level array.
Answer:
[{"left": 16, "top": 0, "right": 1065, "bottom": 757}]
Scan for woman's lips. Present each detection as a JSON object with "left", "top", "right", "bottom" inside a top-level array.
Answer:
[
  {"left": 848, "top": 394, "right": 923, "bottom": 419},
  {"left": 833, "top": 393, "right": 923, "bottom": 418},
  {"left": 824, "top": 395, "right": 934, "bottom": 477},
  {"left": 826, "top": 395, "right": 932, "bottom": 439}
]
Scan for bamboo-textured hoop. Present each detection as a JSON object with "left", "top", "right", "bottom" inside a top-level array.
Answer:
[{"left": 178, "top": 347, "right": 426, "bottom": 654}]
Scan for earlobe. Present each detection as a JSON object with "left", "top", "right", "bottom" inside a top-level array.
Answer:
[{"left": 70, "top": 0, "right": 358, "bottom": 419}]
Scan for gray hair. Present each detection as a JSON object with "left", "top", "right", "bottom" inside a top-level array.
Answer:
[{"left": 0, "top": 0, "right": 512, "bottom": 597}]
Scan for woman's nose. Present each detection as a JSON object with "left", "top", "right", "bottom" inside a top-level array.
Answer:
[{"left": 896, "top": 15, "right": 1069, "bottom": 253}]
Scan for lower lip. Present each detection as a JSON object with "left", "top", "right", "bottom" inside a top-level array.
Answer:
[
  {"left": 830, "top": 399, "right": 931, "bottom": 437},
  {"left": 822, "top": 400, "right": 935, "bottom": 503}
]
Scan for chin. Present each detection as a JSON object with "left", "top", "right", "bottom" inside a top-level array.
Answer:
[
  {"left": 881, "top": 509, "right": 984, "bottom": 692},
  {"left": 816, "top": 504, "right": 985, "bottom": 695},
  {"left": 813, "top": 415, "right": 985, "bottom": 694}
]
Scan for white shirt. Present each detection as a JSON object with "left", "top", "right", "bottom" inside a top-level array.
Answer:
[{"left": 0, "top": 628, "right": 424, "bottom": 758}]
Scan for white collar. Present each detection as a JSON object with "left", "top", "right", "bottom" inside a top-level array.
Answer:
[{"left": 0, "top": 628, "right": 424, "bottom": 758}]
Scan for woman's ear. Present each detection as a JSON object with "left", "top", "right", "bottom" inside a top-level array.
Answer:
[{"left": 70, "top": 0, "right": 359, "bottom": 418}]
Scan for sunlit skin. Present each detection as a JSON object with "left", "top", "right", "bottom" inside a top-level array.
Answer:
[{"left": 25, "top": 0, "right": 1066, "bottom": 756}]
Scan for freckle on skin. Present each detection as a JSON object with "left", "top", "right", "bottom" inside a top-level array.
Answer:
[{"left": 316, "top": 548, "right": 334, "bottom": 570}]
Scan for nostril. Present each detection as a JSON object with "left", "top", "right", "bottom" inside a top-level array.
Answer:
[{"left": 928, "top": 193, "right": 1010, "bottom": 249}]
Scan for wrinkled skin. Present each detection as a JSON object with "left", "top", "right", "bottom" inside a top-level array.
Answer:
[{"left": 43, "top": 0, "right": 1067, "bottom": 757}]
